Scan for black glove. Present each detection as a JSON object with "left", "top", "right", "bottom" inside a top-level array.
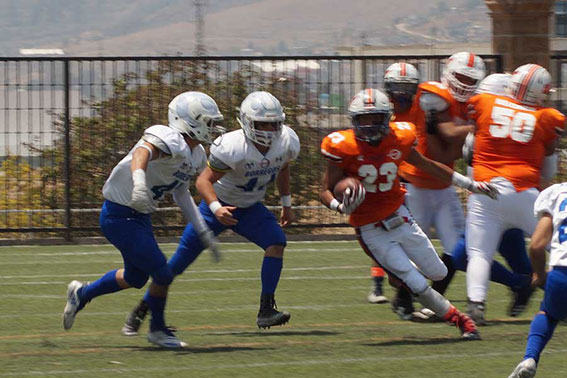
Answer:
[{"left": 425, "top": 110, "right": 438, "bottom": 135}]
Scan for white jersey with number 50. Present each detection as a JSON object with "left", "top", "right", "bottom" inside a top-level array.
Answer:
[
  {"left": 210, "top": 126, "right": 300, "bottom": 208},
  {"left": 102, "top": 125, "right": 207, "bottom": 209},
  {"left": 534, "top": 183, "right": 567, "bottom": 267}
]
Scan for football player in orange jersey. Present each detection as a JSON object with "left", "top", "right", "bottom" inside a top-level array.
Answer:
[
  {"left": 397, "top": 52, "right": 486, "bottom": 320},
  {"left": 320, "top": 88, "right": 499, "bottom": 340},
  {"left": 375, "top": 62, "right": 421, "bottom": 317},
  {"left": 465, "top": 63, "right": 565, "bottom": 325}
]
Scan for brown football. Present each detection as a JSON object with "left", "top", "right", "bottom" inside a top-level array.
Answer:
[{"left": 333, "top": 177, "right": 362, "bottom": 201}]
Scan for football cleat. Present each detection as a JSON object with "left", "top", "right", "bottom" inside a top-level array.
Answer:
[
  {"left": 509, "top": 283, "right": 535, "bottom": 317},
  {"left": 467, "top": 300, "right": 487, "bottom": 326},
  {"left": 411, "top": 307, "right": 444, "bottom": 323},
  {"left": 444, "top": 305, "right": 481, "bottom": 341},
  {"left": 392, "top": 290, "right": 415, "bottom": 321},
  {"left": 507, "top": 358, "right": 537, "bottom": 378},
  {"left": 257, "top": 294, "right": 291, "bottom": 329},
  {"left": 147, "top": 328, "right": 187, "bottom": 349},
  {"left": 62, "top": 280, "right": 85, "bottom": 330},
  {"left": 122, "top": 300, "right": 150, "bottom": 336},
  {"left": 367, "top": 284, "right": 388, "bottom": 304}
]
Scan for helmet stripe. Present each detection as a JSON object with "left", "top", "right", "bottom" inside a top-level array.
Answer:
[
  {"left": 401, "top": 62, "right": 406, "bottom": 76},
  {"left": 516, "top": 64, "right": 539, "bottom": 102},
  {"left": 467, "top": 53, "right": 476, "bottom": 67}
]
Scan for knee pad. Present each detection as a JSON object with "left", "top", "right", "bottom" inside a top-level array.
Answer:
[
  {"left": 429, "top": 263, "right": 448, "bottom": 282},
  {"left": 123, "top": 270, "right": 149, "bottom": 289},
  {"left": 152, "top": 265, "right": 174, "bottom": 286}
]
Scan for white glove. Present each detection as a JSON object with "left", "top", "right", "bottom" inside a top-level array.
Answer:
[
  {"left": 451, "top": 171, "right": 499, "bottom": 200},
  {"left": 198, "top": 229, "right": 222, "bottom": 262},
  {"left": 129, "top": 169, "right": 156, "bottom": 214},
  {"left": 469, "top": 181, "right": 499, "bottom": 200},
  {"left": 340, "top": 185, "right": 366, "bottom": 215}
]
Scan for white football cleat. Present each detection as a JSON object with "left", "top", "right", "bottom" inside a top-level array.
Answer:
[
  {"left": 63, "top": 280, "right": 85, "bottom": 330},
  {"left": 147, "top": 329, "right": 187, "bottom": 349},
  {"left": 508, "top": 358, "right": 537, "bottom": 378},
  {"left": 367, "top": 291, "right": 388, "bottom": 304}
]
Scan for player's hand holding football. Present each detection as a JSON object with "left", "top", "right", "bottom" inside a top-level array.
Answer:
[
  {"left": 129, "top": 169, "right": 156, "bottom": 214},
  {"left": 469, "top": 181, "right": 499, "bottom": 200},
  {"left": 341, "top": 185, "right": 366, "bottom": 214}
]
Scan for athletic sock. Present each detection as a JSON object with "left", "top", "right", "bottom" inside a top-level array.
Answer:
[
  {"left": 261, "top": 256, "right": 283, "bottom": 295},
  {"left": 524, "top": 312, "right": 558, "bottom": 363},
  {"left": 79, "top": 269, "right": 122, "bottom": 304},
  {"left": 147, "top": 295, "right": 167, "bottom": 332}
]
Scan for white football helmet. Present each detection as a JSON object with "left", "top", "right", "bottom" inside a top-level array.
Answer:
[
  {"left": 509, "top": 64, "right": 552, "bottom": 106},
  {"left": 441, "top": 52, "right": 486, "bottom": 102},
  {"left": 475, "top": 73, "right": 512, "bottom": 96},
  {"left": 348, "top": 89, "right": 392, "bottom": 145},
  {"left": 384, "top": 62, "right": 420, "bottom": 113},
  {"left": 168, "top": 91, "right": 224, "bottom": 145},
  {"left": 238, "top": 91, "right": 285, "bottom": 147}
]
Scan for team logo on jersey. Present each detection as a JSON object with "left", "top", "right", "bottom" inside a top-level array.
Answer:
[
  {"left": 387, "top": 149, "right": 402, "bottom": 160},
  {"left": 245, "top": 162, "right": 255, "bottom": 170},
  {"left": 275, "top": 156, "right": 283, "bottom": 163},
  {"left": 260, "top": 158, "right": 270, "bottom": 168}
]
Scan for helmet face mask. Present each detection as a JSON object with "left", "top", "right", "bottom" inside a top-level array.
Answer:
[
  {"left": 349, "top": 89, "right": 392, "bottom": 145},
  {"left": 238, "top": 91, "right": 285, "bottom": 147},
  {"left": 384, "top": 63, "right": 419, "bottom": 113},
  {"left": 168, "top": 91, "right": 224, "bottom": 145},
  {"left": 441, "top": 52, "right": 486, "bottom": 102},
  {"left": 352, "top": 113, "right": 391, "bottom": 145}
]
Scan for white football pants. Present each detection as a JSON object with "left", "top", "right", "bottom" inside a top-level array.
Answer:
[
  {"left": 357, "top": 205, "right": 447, "bottom": 294},
  {"left": 466, "top": 178, "right": 539, "bottom": 302},
  {"left": 404, "top": 183, "right": 465, "bottom": 256}
]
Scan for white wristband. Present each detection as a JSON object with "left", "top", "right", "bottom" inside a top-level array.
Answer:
[
  {"left": 209, "top": 200, "right": 222, "bottom": 214},
  {"left": 132, "top": 168, "right": 146, "bottom": 187},
  {"left": 281, "top": 195, "right": 292, "bottom": 207},
  {"left": 330, "top": 198, "right": 341, "bottom": 212},
  {"left": 451, "top": 171, "right": 472, "bottom": 190}
]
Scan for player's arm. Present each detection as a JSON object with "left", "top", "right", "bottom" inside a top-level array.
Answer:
[
  {"left": 129, "top": 141, "right": 163, "bottom": 213},
  {"left": 195, "top": 157, "right": 238, "bottom": 226},
  {"left": 276, "top": 162, "right": 295, "bottom": 227},
  {"left": 529, "top": 213, "right": 553, "bottom": 288},
  {"left": 405, "top": 148, "right": 498, "bottom": 199},
  {"left": 320, "top": 162, "right": 346, "bottom": 210}
]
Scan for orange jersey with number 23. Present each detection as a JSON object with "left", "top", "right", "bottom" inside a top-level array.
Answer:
[{"left": 321, "top": 122, "right": 417, "bottom": 227}]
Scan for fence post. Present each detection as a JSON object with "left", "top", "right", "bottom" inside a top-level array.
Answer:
[{"left": 63, "top": 60, "right": 72, "bottom": 241}]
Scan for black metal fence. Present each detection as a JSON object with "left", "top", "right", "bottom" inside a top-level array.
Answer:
[{"left": 0, "top": 54, "right": 507, "bottom": 239}]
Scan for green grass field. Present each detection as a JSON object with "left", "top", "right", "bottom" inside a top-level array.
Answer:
[{"left": 1, "top": 240, "right": 566, "bottom": 378}]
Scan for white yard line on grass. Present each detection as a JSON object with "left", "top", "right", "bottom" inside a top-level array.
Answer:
[{"left": 0, "top": 349, "right": 564, "bottom": 377}]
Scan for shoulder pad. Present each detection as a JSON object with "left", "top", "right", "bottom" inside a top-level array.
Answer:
[
  {"left": 534, "top": 183, "right": 566, "bottom": 219},
  {"left": 143, "top": 125, "right": 184, "bottom": 156},
  {"left": 282, "top": 125, "right": 301, "bottom": 160},
  {"left": 209, "top": 130, "right": 245, "bottom": 170},
  {"left": 419, "top": 92, "right": 449, "bottom": 112}
]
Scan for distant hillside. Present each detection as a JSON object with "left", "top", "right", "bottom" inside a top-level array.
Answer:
[{"left": 1, "top": 0, "right": 490, "bottom": 56}]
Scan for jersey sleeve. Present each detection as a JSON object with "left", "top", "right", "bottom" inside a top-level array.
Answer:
[
  {"left": 285, "top": 126, "right": 301, "bottom": 161},
  {"left": 466, "top": 94, "right": 482, "bottom": 122},
  {"left": 539, "top": 108, "right": 566, "bottom": 143},
  {"left": 209, "top": 134, "right": 239, "bottom": 170},
  {"left": 143, "top": 125, "right": 184, "bottom": 158},
  {"left": 419, "top": 92, "right": 449, "bottom": 112},
  {"left": 195, "top": 145, "right": 208, "bottom": 174},
  {"left": 534, "top": 184, "right": 561, "bottom": 219},
  {"left": 320, "top": 132, "right": 352, "bottom": 168}
]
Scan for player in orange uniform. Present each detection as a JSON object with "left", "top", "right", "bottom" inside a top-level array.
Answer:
[
  {"left": 320, "top": 88, "right": 498, "bottom": 340},
  {"left": 398, "top": 52, "right": 486, "bottom": 320},
  {"left": 465, "top": 64, "right": 565, "bottom": 324}
]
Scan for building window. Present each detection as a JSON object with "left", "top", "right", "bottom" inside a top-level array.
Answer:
[{"left": 556, "top": 1, "right": 567, "bottom": 37}]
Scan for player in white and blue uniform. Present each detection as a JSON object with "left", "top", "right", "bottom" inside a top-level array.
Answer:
[
  {"left": 62, "top": 91, "right": 223, "bottom": 348},
  {"left": 508, "top": 183, "right": 567, "bottom": 378},
  {"left": 122, "top": 91, "right": 300, "bottom": 339}
]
